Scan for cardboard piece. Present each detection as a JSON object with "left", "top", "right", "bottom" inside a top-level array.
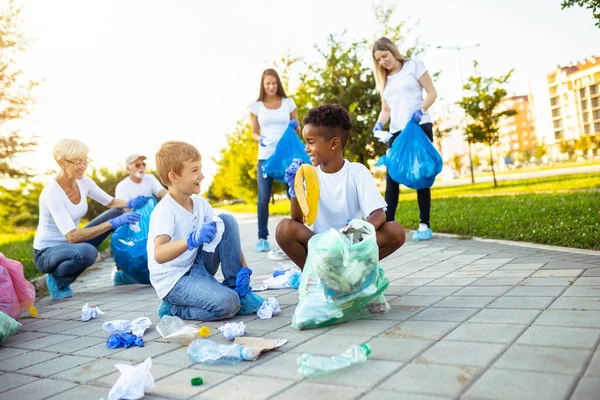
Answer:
[{"left": 233, "top": 337, "right": 287, "bottom": 361}]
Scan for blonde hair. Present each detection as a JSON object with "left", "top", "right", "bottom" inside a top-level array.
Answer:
[
  {"left": 53, "top": 139, "right": 89, "bottom": 163},
  {"left": 155, "top": 141, "right": 201, "bottom": 186},
  {"left": 372, "top": 37, "right": 406, "bottom": 91}
]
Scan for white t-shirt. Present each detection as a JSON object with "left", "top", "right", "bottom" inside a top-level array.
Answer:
[
  {"left": 33, "top": 175, "right": 113, "bottom": 250},
  {"left": 311, "top": 160, "right": 387, "bottom": 235},
  {"left": 383, "top": 59, "right": 432, "bottom": 133},
  {"left": 249, "top": 97, "right": 297, "bottom": 160},
  {"left": 115, "top": 174, "right": 165, "bottom": 201},
  {"left": 147, "top": 194, "right": 223, "bottom": 299}
]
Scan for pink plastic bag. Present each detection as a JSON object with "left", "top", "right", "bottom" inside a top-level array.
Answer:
[{"left": 0, "top": 253, "right": 37, "bottom": 319}]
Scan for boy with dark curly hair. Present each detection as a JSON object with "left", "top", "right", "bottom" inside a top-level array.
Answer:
[{"left": 276, "top": 104, "right": 405, "bottom": 270}]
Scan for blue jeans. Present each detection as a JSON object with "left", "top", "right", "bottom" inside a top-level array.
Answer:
[
  {"left": 257, "top": 160, "right": 290, "bottom": 240},
  {"left": 165, "top": 214, "right": 242, "bottom": 321},
  {"left": 34, "top": 208, "right": 124, "bottom": 289}
]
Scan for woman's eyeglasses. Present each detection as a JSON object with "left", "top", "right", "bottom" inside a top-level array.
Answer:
[{"left": 65, "top": 158, "right": 92, "bottom": 168}]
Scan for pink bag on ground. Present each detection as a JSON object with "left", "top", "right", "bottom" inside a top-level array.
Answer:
[{"left": 0, "top": 253, "right": 38, "bottom": 319}]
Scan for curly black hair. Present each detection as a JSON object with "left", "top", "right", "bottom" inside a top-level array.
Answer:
[{"left": 302, "top": 104, "right": 353, "bottom": 148}]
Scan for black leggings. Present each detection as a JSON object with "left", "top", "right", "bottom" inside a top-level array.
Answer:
[{"left": 384, "top": 123, "right": 434, "bottom": 226}]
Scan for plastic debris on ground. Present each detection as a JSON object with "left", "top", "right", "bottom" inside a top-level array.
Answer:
[
  {"left": 107, "top": 332, "right": 144, "bottom": 349},
  {"left": 237, "top": 292, "right": 265, "bottom": 315},
  {"left": 297, "top": 343, "right": 371, "bottom": 377},
  {"left": 81, "top": 302, "right": 104, "bottom": 321},
  {"left": 187, "top": 339, "right": 253, "bottom": 365},
  {"left": 257, "top": 297, "right": 281, "bottom": 320},
  {"left": 107, "top": 357, "right": 154, "bottom": 400},
  {"left": 233, "top": 337, "right": 287, "bottom": 361},
  {"left": 292, "top": 219, "right": 390, "bottom": 330},
  {"left": 156, "top": 315, "right": 210, "bottom": 345},
  {"left": 0, "top": 311, "right": 21, "bottom": 343},
  {"left": 218, "top": 321, "right": 246, "bottom": 340},
  {"left": 102, "top": 317, "right": 151, "bottom": 337},
  {"left": 252, "top": 262, "right": 302, "bottom": 291}
]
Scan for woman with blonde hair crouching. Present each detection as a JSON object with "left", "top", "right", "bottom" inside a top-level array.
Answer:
[{"left": 33, "top": 139, "right": 148, "bottom": 299}]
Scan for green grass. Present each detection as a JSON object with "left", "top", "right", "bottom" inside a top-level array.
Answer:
[
  {"left": 0, "top": 231, "right": 38, "bottom": 281},
  {"left": 216, "top": 201, "right": 291, "bottom": 215}
]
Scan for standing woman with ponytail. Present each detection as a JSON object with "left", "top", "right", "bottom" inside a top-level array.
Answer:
[{"left": 372, "top": 37, "right": 438, "bottom": 241}]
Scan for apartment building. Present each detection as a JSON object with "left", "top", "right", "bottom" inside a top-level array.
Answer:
[{"left": 497, "top": 95, "right": 536, "bottom": 158}]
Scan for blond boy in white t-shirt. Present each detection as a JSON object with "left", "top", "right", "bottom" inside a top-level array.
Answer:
[
  {"left": 148, "top": 141, "right": 263, "bottom": 320},
  {"left": 275, "top": 104, "right": 406, "bottom": 270}
]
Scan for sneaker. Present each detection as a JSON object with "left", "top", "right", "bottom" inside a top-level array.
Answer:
[
  {"left": 255, "top": 239, "right": 270, "bottom": 253},
  {"left": 158, "top": 300, "right": 172, "bottom": 318},
  {"left": 112, "top": 267, "right": 137, "bottom": 286},
  {"left": 46, "top": 274, "right": 73, "bottom": 299},
  {"left": 268, "top": 248, "right": 289, "bottom": 261},
  {"left": 412, "top": 228, "right": 433, "bottom": 242}
]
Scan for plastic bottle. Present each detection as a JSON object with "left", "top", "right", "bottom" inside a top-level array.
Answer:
[
  {"left": 156, "top": 315, "right": 210, "bottom": 344},
  {"left": 187, "top": 339, "right": 253, "bottom": 364},
  {"left": 297, "top": 343, "right": 371, "bottom": 377}
]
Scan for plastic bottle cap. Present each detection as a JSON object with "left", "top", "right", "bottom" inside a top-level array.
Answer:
[
  {"left": 241, "top": 347, "right": 253, "bottom": 360},
  {"left": 198, "top": 326, "right": 210, "bottom": 338},
  {"left": 360, "top": 343, "right": 372, "bottom": 357},
  {"left": 190, "top": 377, "right": 203, "bottom": 386}
]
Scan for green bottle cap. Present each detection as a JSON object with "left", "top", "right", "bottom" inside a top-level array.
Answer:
[
  {"left": 360, "top": 343, "right": 372, "bottom": 357},
  {"left": 191, "top": 377, "right": 204, "bottom": 386}
]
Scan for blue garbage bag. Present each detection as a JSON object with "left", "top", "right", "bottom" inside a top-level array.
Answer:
[
  {"left": 110, "top": 196, "right": 157, "bottom": 284},
  {"left": 261, "top": 122, "right": 310, "bottom": 182},
  {"left": 382, "top": 120, "right": 443, "bottom": 190}
]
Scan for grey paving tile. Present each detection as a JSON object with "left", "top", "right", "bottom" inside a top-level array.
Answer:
[
  {"left": 45, "top": 384, "right": 109, "bottom": 400},
  {"left": 418, "top": 341, "right": 505, "bottom": 369},
  {"left": 199, "top": 374, "right": 295, "bottom": 400},
  {"left": 0, "top": 372, "right": 36, "bottom": 393},
  {"left": 572, "top": 376, "right": 600, "bottom": 400},
  {"left": 390, "top": 296, "right": 444, "bottom": 307},
  {"left": 0, "top": 350, "right": 59, "bottom": 372},
  {"left": 292, "top": 334, "right": 373, "bottom": 356},
  {"left": 380, "top": 363, "right": 480, "bottom": 397},
  {"left": 0, "top": 347, "right": 29, "bottom": 361},
  {"left": 89, "top": 362, "right": 181, "bottom": 388},
  {"left": 52, "top": 358, "right": 117, "bottom": 383},
  {"left": 431, "top": 278, "right": 479, "bottom": 286},
  {"left": 368, "top": 337, "right": 435, "bottom": 362},
  {"left": 499, "top": 263, "right": 546, "bottom": 270},
  {"left": 463, "top": 369, "right": 575, "bottom": 400},
  {"left": 453, "top": 286, "right": 509, "bottom": 297},
  {"left": 19, "top": 318, "right": 64, "bottom": 332},
  {"left": 544, "top": 261, "right": 596, "bottom": 270},
  {"left": 469, "top": 309, "right": 540, "bottom": 325},
  {"left": 362, "top": 390, "right": 451, "bottom": 400},
  {"left": 488, "top": 296, "right": 555, "bottom": 310},
  {"left": 0, "top": 331, "right": 47, "bottom": 348},
  {"left": 472, "top": 277, "right": 524, "bottom": 286},
  {"left": 410, "top": 308, "right": 479, "bottom": 323},
  {"left": 11, "top": 333, "right": 79, "bottom": 351},
  {"left": 148, "top": 368, "right": 233, "bottom": 399},
  {"left": 385, "top": 285, "right": 419, "bottom": 296},
  {"left": 505, "top": 285, "right": 566, "bottom": 297},
  {"left": 470, "top": 258, "right": 514, "bottom": 265},
  {"left": 521, "top": 277, "right": 574, "bottom": 286},
  {"left": 486, "top": 270, "right": 536, "bottom": 278},
  {"left": 583, "top": 269, "right": 600, "bottom": 277},
  {"left": 406, "top": 270, "right": 450, "bottom": 279},
  {"left": 40, "top": 336, "right": 106, "bottom": 354},
  {"left": 325, "top": 319, "right": 399, "bottom": 336},
  {"left": 534, "top": 310, "right": 600, "bottom": 328},
  {"left": 243, "top": 316, "right": 291, "bottom": 332},
  {"left": 60, "top": 320, "right": 110, "bottom": 338},
  {"left": 309, "top": 359, "right": 402, "bottom": 388},
  {"left": 36, "top": 319, "right": 85, "bottom": 334},
  {"left": 244, "top": 352, "right": 304, "bottom": 381},
  {"left": 562, "top": 286, "right": 600, "bottom": 297},
  {"left": 369, "top": 305, "right": 425, "bottom": 321},
  {"left": 271, "top": 381, "right": 363, "bottom": 400},
  {"left": 261, "top": 331, "right": 318, "bottom": 351},
  {"left": 384, "top": 321, "right": 459, "bottom": 341},
  {"left": 433, "top": 296, "right": 494, "bottom": 309},
  {"left": 444, "top": 270, "right": 489, "bottom": 278},
  {"left": 494, "top": 345, "right": 590, "bottom": 374},
  {"left": 71, "top": 341, "right": 126, "bottom": 358},
  {"left": 532, "top": 269, "right": 584, "bottom": 277},
  {"left": 516, "top": 326, "right": 600, "bottom": 349},
  {"left": 550, "top": 296, "right": 600, "bottom": 310},
  {"left": 445, "top": 322, "right": 525, "bottom": 344},
  {"left": 152, "top": 346, "right": 194, "bottom": 368},
  {"left": 586, "top": 351, "right": 600, "bottom": 377},
  {"left": 0, "top": 378, "right": 76, "bottom": 400},
  {"left": 392, "top": 278, "right": 436, "bottom": 286},
  {"left": 107, "top": 341, "right": 182, "bottom": 362},
  {"left": 18, "top": 354, "right": 95, "bottom": 377},
  {"left": 459, "top": 264, "right": 502, "bottom": 272},
  {"left": 408, "top": 286, "right": 463, "bottom": 296},
  {"left": 574, "top": 277, "right": 600, "bottom": 286}
]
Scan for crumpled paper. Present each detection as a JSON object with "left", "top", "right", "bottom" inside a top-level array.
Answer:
[
  {"left": 218, "top": 321, "right": 246, "bottom": 340},
  {"left": 102, "top": 317, "right": 151, "bottom": 337},
  {"left": 257, "top": 297, "right": 281, "bottom": 320},
  {"left": 108, "top": 357, "right": 154, "bottom": 400},
  {"left": 374, "top": 130, "right": 392, "bottom": 143},
  {"left": 201, "top": 216, "right": 225, "bottom": 253},
  {"left": 252, "top": 263, "right": 301, "bottom": 291},
  {"left": 81, "top": 302, "right": 104, "bottom": 322}
]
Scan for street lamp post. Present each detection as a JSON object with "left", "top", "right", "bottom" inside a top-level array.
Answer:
[{"left": 437, "top": 43, "right": 480, "bottom": 184}]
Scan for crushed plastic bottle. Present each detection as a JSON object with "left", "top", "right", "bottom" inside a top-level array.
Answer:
[
  {"left": 156, "top": 315, "right": 210, "bottom": 344},
  {"left": 297, "top": 343, "right": 371, "bottom": 377},
  {"left": 187, "top": 339, "right": 253, "bottom": 365}
]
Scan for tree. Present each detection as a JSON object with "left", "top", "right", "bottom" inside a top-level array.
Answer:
[
  {"left": 457, "top": 62, "right": 516, "bottom": 188},
  {"left": 0, "top": 0, "right": 40, "bottom": 180},
  {"left": 432, "top": 118, "right": 453, "bottom": 154},
  {"left": 451, "top": 154, "right": 463, "bottom": 172},
  {"left": 0, "top": 180, "right": 43, "bottom": 230},
  {"left": 562, "top": 0, "right": 600, "bottom": 27},
  {"left": 472, "top": 154, "right": 481, "bottom": 169},
  {"left": 559, "top": 140, "right": 576, "bottom": 159},
  {"left": 533, "top": 142, "right": 547, "bottom": 160}
]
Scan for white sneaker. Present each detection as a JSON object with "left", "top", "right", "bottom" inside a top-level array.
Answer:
[{"left": 268, "top": 248, "right": 290, "bottom": 261}]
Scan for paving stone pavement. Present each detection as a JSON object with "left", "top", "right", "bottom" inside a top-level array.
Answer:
[{"left": 1, "top": 213, "right": 600, "bottom": 400}]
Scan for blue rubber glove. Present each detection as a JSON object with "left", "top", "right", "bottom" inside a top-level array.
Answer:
[
  {"left": 259, "top": 136, "right": 267, "bottom": 147},
  {"left": 235, "top": 267, "right": 252, "bottom": 297},
  {"left": 372, "top": 121, "right": 383, "bottom": 134},
  {"left": 186, "top": 221, "right": 217, "bottom": 250},
  {"left": 109, "top": 212, "right": 141, "bottom": 229},
  {"left": 289, "top": 119, "right": 299, "bottom": 129},
  {"left": 411, "top": 109, "right": 423, "bottom": 123},
  {"left": 127, "top": 195, "right": 148, "bottom": 210},
  {"left": 284, "top": 158, "right": 304, "bottom": 198}
]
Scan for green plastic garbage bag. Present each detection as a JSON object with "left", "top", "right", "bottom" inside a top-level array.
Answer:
[
  {"left": 0, "top": 311, "right": 22, "bottom": 343},
  {"left": 291, "top": 219, "right": 390, "bottom": 330}
]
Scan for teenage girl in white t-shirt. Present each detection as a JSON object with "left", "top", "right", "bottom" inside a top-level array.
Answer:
[
  {"left": 249, "top": 69, "right": 300, "bottom": 254},
  {"left": 372, "top": 37, "right": 438, "bottom": 241}
]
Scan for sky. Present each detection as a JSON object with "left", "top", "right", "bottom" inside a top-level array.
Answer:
[{"left": 6, "top": 0, "right": 600, "bottom": 189}]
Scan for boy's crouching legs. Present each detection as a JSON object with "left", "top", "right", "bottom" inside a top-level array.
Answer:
[
  {"left": 275, "top": 218, "right": 314, "bottom": 271},
  {"left": 376, "top": 221, "right": 406, "bottom": 260}
]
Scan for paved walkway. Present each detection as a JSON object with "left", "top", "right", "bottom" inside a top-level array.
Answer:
[{"left": 1, "top": 213, "right": 600, "bottom": 400}]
